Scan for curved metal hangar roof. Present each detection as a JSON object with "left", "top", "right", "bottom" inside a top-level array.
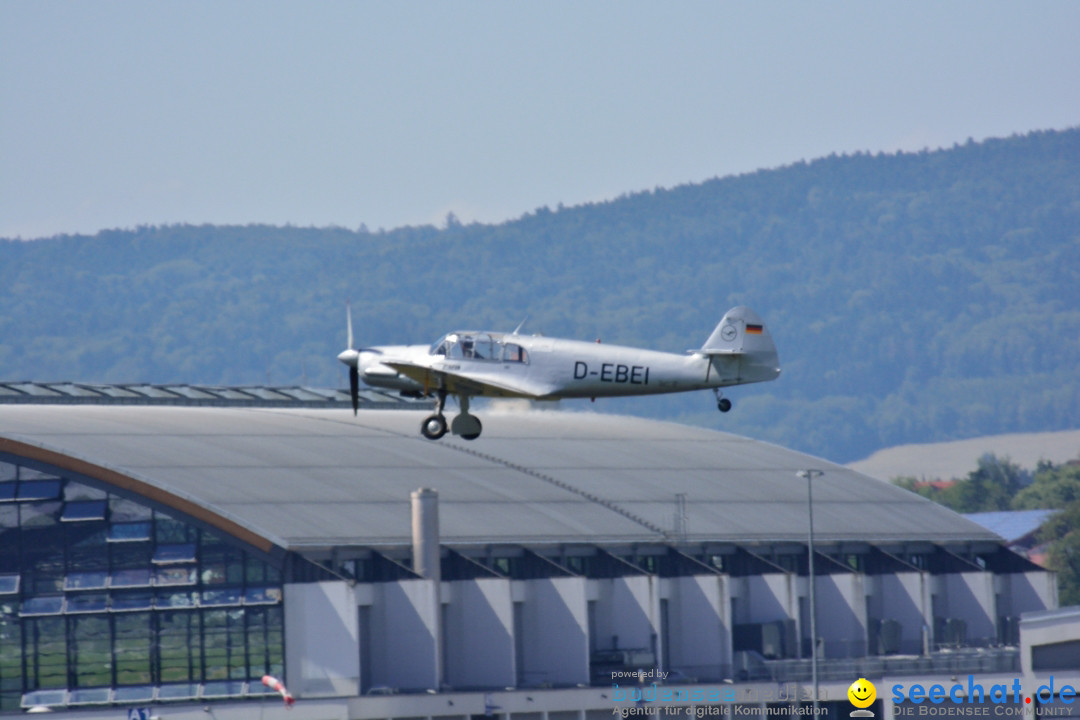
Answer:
[{"left": 0, "top": 406, "right": 998, "bottom": 551}]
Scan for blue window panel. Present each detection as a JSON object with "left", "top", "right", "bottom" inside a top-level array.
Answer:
[
  {"left": 64, "top": 571, "right": 108, "bottom": 590},
  {"left": 61, "top": 500, "right": 107, "bottom": 522},
  {"left": 110, "top": 592, "right": 154, "bottom": 612},
  {"left": 16, "top": 480, "right": 62, "bottom": 501},
  {"left": 110, "top": 568, "right": 152, "bottom": 588},
  {"left": 0, "top": 574, "right": 19, "bottom": 594},
  {"left": 154, "top": 566, "right": 196, "bottom": 587},
  {"left": 152, "top": 543, "right": 197, "bottom": 564},
  {"left": 0, "top": 482, "right": 15, "bottom": 502},
  {"left": 108, "top": 521, "right": 151, "bottom": 542},
  {"left": 65, "top": 593, "right": 108, "bottom": 614},
  {"left": 19, "top": 595, "right": 64, "bottom": 616}
]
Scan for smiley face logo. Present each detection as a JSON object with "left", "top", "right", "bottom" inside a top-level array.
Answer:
[{"left": 848, "top": 678, "right": 876, "bottom": 709}]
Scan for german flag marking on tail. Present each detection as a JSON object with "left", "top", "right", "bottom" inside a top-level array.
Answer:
[{"left": 746, "top": 324, "right": 764, "bottom": 334}]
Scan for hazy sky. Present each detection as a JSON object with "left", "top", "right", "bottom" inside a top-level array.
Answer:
[{"left": 2, "top": 1, "right": 1078, "bottom": 239}]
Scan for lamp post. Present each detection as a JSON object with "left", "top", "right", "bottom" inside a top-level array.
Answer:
[{"left": 798, "top": 469, "right": 823, "bottom": 715}]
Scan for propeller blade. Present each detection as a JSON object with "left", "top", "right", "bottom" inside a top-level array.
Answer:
[
  {"left": 346, "top": 301, "right": 354, "bottom": 350},
  {"left": 349, "top": 365, "right": 359, "bottom": 415}
]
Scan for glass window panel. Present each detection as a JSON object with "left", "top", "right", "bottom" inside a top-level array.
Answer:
[
  {"left": 113, "top": 613, "right": 153, "bottom": 685},
  {"left": 156, "top": 590, "right": 197, "bottom": 609},
  {"left": 26, "top": 617, "right": 66, "bottom": 689},
  {"left": 158, "top": 683, "right": 199, "bottom": 700},
  {"left": 68, "top": 688, "right": 111, "bottom": 704},
  {"left": 202, "top": 608, "right": 246, "bottom": 682},
  {"left": 201, "top": 589, "right": 242, "bottom": 607},
  {"left": 20, "top": 689, "right": 67, "bottom": 708},
  {"left": 110, "top": 568, "right": 152, "bottom": 588},
  {"left": 0, "top": 574, "right": 18, "bottom": 594},
  {"left": 65, "top": 593, "right": 108, "bottom": 614},
  {"left": 154, "top": 513, "right": 196, "bottom": 543},
  {"left": 0, "top": 607, "right": 22, "bottom": 702},
  {"left": 108, "top": 497, "right": 151, "bottom": 522},
  {"left": 109, "top": 542, "right": 151, "bottom": 570},
  {"left": 0, "top": 505, "right": 17, "bottom": 527},
  {"left": 0, "top": 462, "right": 15, "bottom": 482},
  {"left": 158, "top": 612, "right": 200, "bottom": 683},
  {"left": 108, "top": 521, "right": 151, "bottom": 542},
  {"left": 110, "top": 592, "right": 154, "bottom": 612},
  {"left": 19, "top": 501, "right": 60, "bottom": 527},
  {"left": 0, "top": 483, "right": 15, "bottom": 502},
  {"left": 154, "top": 566, "right": 196, "bottom": 587},
  {"left": 18, "top": 468, "right": 59, "bottom": 481},
  {"left": 16, "top": 480, "right": 61, "bottom": 501},
  {"left": 19, "top": 596, "right": 64, "bottom": 616},
  {"left": 112, "top": 686, "right": 154, "bottom": 702},
  {"left": 61, "top": 500, "right": 107, "bottom": 522},
  {"left": 202, "top": 680, "right": 246, "bottom": 698},
  {"left": 64, "top": 572, "right": 108, "bottom": 591},
  {"left": 153, "top": 543, "right": 197, "bottom": 564},
  {"left": 63, "top": 482, "right": 105, "bottom": 502},
  {"left": 71, "top": 615, "right": 112, "bottom": 687},
  {"left": 244, "top": 587, "right": 282, "bottom": 605}
]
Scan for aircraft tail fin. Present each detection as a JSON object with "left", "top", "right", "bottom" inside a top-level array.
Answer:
[{"left": 700, "top": 306, "right": 781, "bottom": 383}]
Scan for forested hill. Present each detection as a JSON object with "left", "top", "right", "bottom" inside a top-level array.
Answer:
[{"left": 2, "top": 128, "right": 1079, "bottom": 463}]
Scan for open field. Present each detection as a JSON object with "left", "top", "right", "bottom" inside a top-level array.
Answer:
[{"left": 846, "top": 429, "right": 1080, "bottom": 482}]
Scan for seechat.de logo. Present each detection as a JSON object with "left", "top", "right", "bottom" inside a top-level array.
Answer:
[{"left": 849, "top": 678, "right": 877, "bottom": 718}]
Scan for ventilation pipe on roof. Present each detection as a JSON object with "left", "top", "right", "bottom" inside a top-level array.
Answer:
[
  {"left": 411, "top": 488, "right": 440, "bottom": 582},
  {"left": 411, "top": 487, "right": 443, "bottom": 688}
]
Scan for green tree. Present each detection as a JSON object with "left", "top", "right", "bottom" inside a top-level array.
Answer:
[
  {"left": 892, "top": 454, "right": 1026, "bottom": 513},
  {"left": 1039, "top": 501, "right": 1080, "bottom": 606},
  {"left": 1012, "top": 460, "right": 1080, "bottom": 509}
]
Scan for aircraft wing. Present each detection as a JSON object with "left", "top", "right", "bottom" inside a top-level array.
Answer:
[{"left": 381, "top": 360, "right": 553, "bottom": 399}]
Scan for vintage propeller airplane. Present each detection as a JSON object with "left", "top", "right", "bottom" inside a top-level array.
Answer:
[{"left": 337, "top": 305, "right": 780, "bottom": 441}]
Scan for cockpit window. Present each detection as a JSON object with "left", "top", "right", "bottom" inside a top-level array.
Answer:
[
  {"left": 429, "top": 333, "right": 528, "bottom": 364},
  {"left": 503, "top": 343, "right": 528, "bottom": 363}
]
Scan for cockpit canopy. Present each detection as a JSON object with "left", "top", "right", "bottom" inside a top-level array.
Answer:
[{"left": 430, "top": 332, "right": 528, "bottom": 364}]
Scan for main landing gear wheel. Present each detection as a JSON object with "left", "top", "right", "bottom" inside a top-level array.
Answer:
[
  {"left": 713, "top": 388, "right": 732, "bottom": 413},
  {"left": 460, "top": 417, "right": 481, "bottom": 441},
  {"left": 421, "top": 414, "right": 448, "bottom": 440}
]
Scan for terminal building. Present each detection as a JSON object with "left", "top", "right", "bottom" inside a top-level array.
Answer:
[{"left": 0, "top": 386, "right": 1076, "bottom": 719}]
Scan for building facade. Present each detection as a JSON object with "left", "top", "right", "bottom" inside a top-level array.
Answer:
[{"left": 0, "top": 402, "right": 1074, "bottom": 718}]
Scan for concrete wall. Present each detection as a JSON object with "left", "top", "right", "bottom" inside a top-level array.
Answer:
[
  {"left": 516, "top": 577, "right": 589, "bottom": 686},
  {"left": 284, "top": 581, "right": 360, "bottom": 697},
  {"left": 662, "top": 575, "right": 729, "bottom": 680},
  {"left": 1003, "top": 570, "right": 1057, "bottom": 617},
  {"left": 367, "top": 579, "right": 440, "bottom": 691},
  {"left": 589, "top": 575, "right": 659, "bottom": 654},
  {"left": 814, "top": 572, "right": 866, "bottom": 658},
  {"left": 874, "top": 572, "right": 929, "bottom": 655},
  {"left": 937, "top": 572, "right": 996, "bottom": 645},
  {"left": 443, "top": 579, "right": 515, "bottom": 689},
  {"left": 739, "top": 574, "right": 794, "bottom": 624}
]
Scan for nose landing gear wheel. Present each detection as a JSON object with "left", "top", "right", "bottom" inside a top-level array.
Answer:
[{"left": 421, "top": 414, "right": 448, "bottom": 440}]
